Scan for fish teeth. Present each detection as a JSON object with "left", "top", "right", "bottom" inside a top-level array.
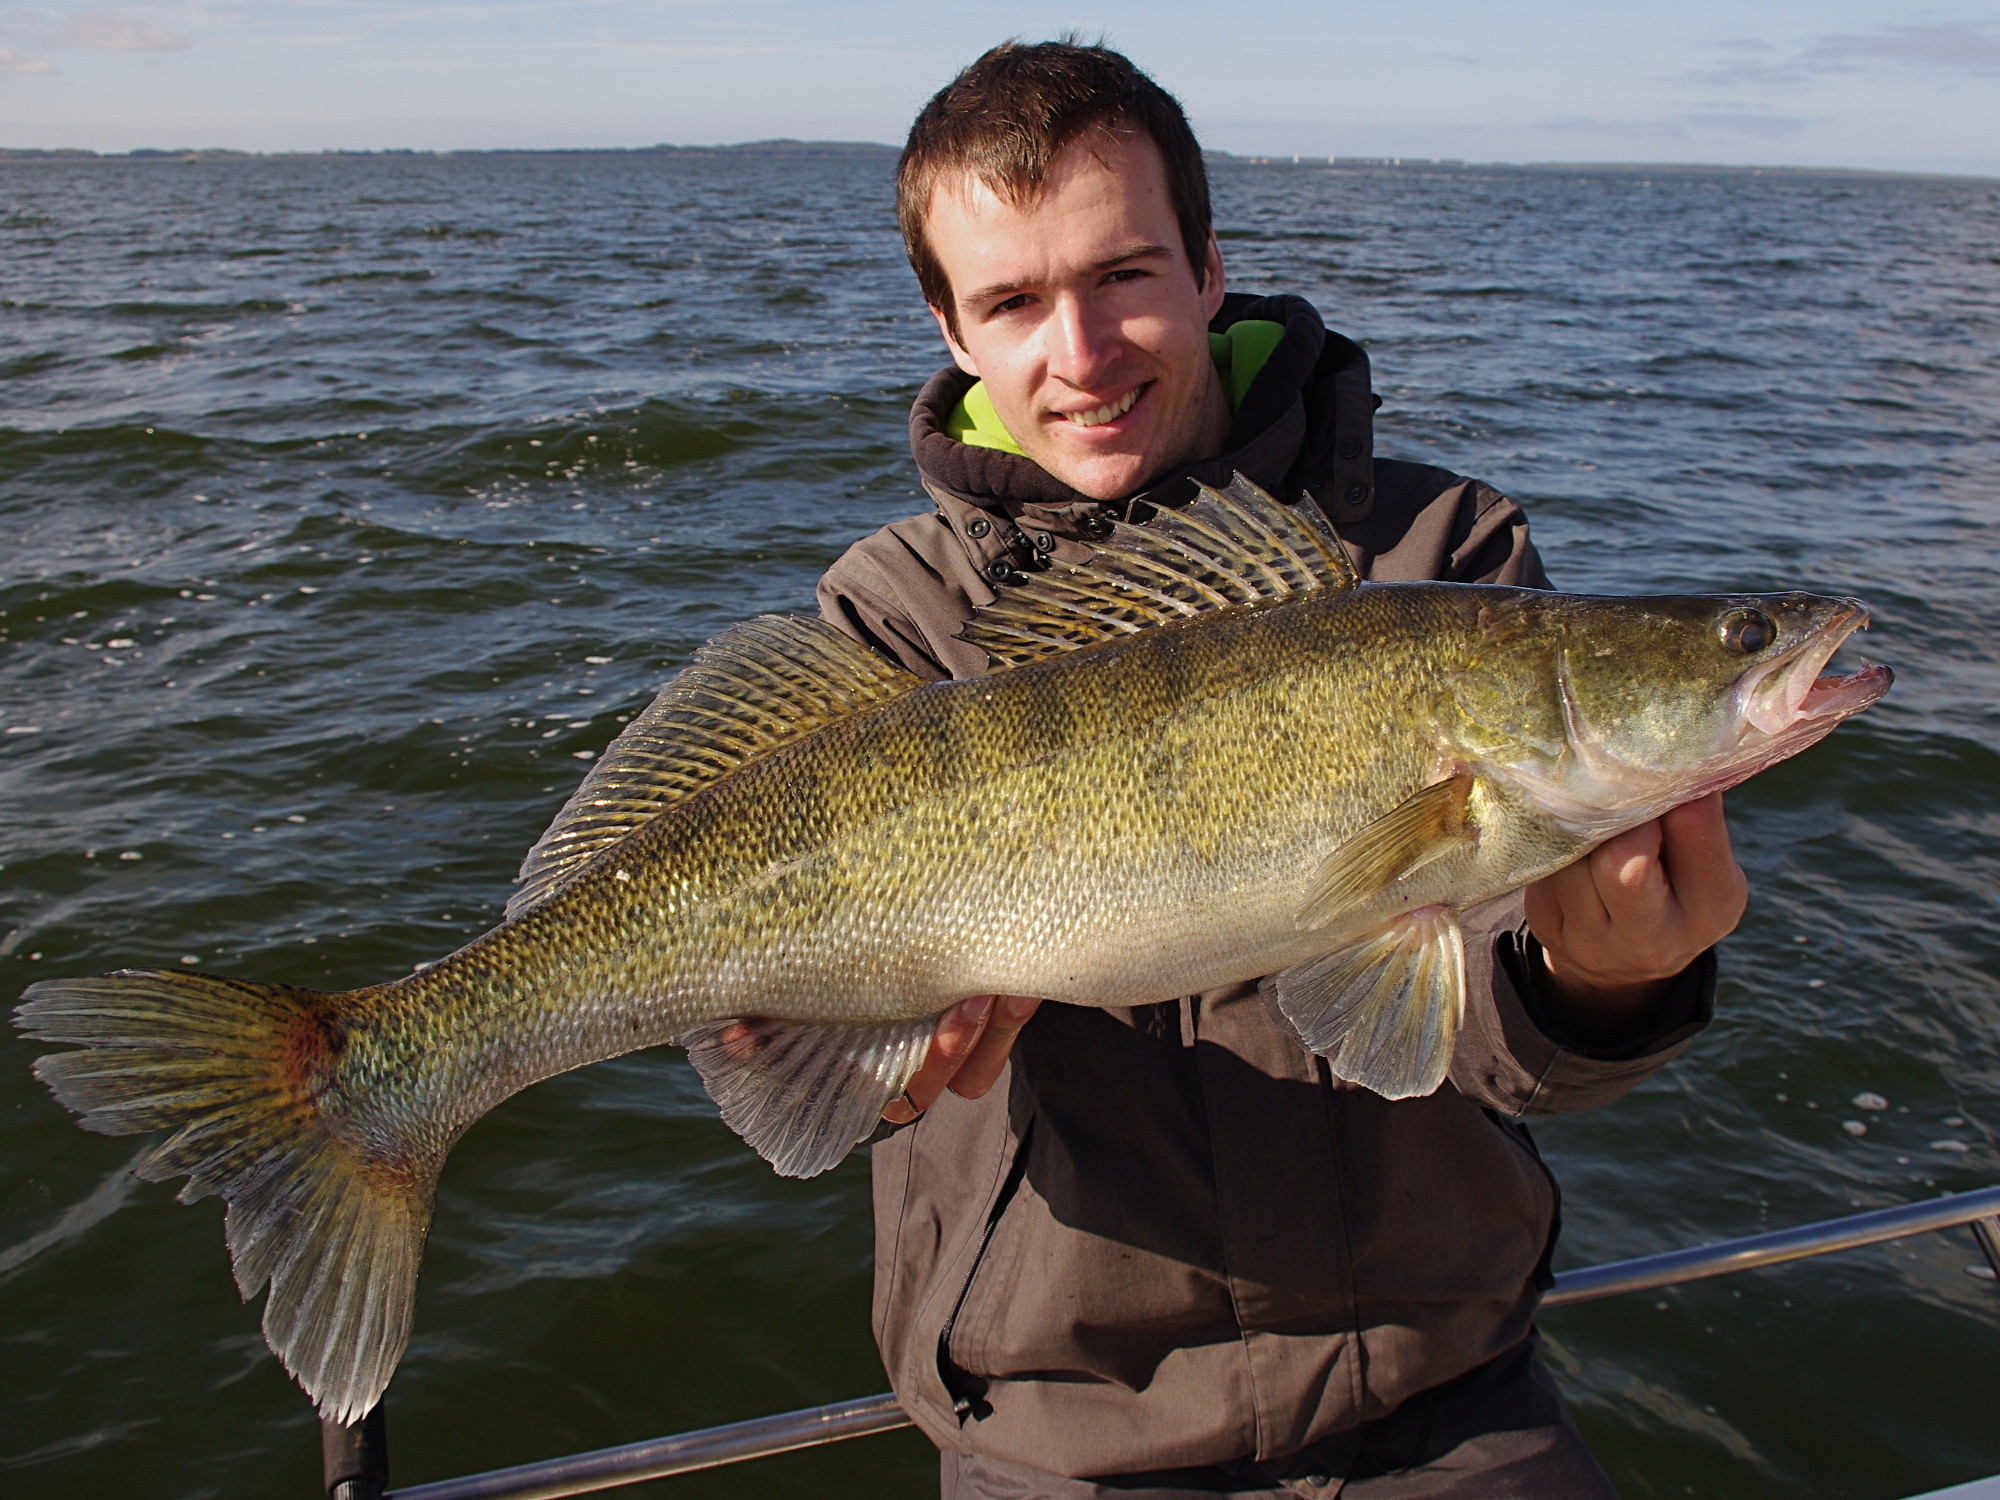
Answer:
[{"left": 1062, "top": 387, "right": 1141, "bottom": 427}]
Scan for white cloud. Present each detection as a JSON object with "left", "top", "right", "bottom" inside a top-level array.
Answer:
[
  {"left": 0, "top": 41, "right": 54, "bottom": 71},
  {"left": 1684, "top": 111, "right": 1810, "bottom": 140},
  {"left": 58, "top": 9, "right": 188, "bottom": 50}
]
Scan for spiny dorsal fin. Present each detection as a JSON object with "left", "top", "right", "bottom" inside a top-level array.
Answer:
[
  {"left": 959, "top": 474, "right": 1359, "bottom": 670},
  {"left": 508, "top": 615, "right": 917, "bottom": 918}
]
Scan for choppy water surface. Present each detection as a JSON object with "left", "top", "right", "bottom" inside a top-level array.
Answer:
[{"left": 1, "top": 153, "right": 1996, "bottom": 1499}]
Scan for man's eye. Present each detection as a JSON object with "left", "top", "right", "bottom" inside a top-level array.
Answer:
[
  {"left": 1104, "top": 268, "right": 1148, "bottom": 285},
  {"left": 992, "top": 294, "right": 1031, "bottom": 314}
]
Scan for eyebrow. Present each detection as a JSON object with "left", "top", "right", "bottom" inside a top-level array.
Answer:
[{"left": 958, "top": 242, "right": 1177, "bottom": 310}]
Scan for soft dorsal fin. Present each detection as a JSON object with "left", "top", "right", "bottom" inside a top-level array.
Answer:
[
  {"left": 958, "top": 474, "right": 1359, "bottom": 670},
  {"left": 508, "top": 615, "right": 917, "bottom": 918}
]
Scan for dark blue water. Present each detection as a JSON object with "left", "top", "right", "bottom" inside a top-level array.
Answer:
[{"left": 2, "top": 153, "right": 1996, "bottom": 1498}]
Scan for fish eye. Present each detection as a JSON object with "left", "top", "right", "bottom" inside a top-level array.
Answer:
[{"left": 1718, "top": 608, "right": 1775, "bottom": 654}]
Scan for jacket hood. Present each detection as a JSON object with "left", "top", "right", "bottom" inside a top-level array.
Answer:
[{"left": 908, "top": 293, "right": 1379, "bottom": 577}]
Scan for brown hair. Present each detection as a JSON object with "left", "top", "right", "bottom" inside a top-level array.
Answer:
[{"left": 898, "top": 38, "right": 1213, "bottom": 337}]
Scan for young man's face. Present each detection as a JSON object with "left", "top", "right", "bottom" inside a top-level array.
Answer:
[{"left": 923, "top": 132, "right": 1230, "bottom": 501}]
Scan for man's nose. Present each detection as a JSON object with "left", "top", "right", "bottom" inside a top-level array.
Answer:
[{"left": 1043, "top": 295, "right": 1123, "bottom": 390}]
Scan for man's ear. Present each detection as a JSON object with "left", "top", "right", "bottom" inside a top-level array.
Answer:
[
  {"left": 1200, "top": 231, "right": 1227, "bottom": 321},
  {"left": 930, "top": 304, "right": 981, "bottom": 377}
]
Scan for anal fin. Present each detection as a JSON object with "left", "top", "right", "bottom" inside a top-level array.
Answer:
[
  {"left": 1269, "top": 905, "right": 1466, "bottom": 1100},
  {"left": 1300, "top": 774, "right": 1476, "bottom": 930},
  {"left": 682, "top": 1014, "right": 934, "bottom": 1178}
]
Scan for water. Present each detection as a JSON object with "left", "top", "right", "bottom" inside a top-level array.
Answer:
[{"left": 1, "top": 152, "right": 1996, "bottom": 1499}]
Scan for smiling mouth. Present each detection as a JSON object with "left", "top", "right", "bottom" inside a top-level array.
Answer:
[{"left": 1060, "top": 384, "right": 1145, "bottom": 428}]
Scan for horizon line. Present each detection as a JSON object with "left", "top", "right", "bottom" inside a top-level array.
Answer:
[{"left": 1, "top": 140, "right": 1993, "bottom": 183}]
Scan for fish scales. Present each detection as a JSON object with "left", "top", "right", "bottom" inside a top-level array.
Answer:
[
  {"left": 212, "top": 586, "right": 1453, "bottom": 1163},
  {"left": 386, "top": 586, "right": 1397, "bottom": 1084},
  {"left": 14, "top": 476, "right": 1890, "bottom": 1424}
]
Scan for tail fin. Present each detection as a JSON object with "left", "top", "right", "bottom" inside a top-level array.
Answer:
[{"left": 15, "top": 969, "right": 434, "bottom": 1425}]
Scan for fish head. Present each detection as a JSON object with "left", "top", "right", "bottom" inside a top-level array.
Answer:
[{"left": 1463, "top": 590, "right": 1890, "bottom": 843}]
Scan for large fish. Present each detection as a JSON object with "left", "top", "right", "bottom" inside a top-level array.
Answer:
[{"left": 16, "top": 478, "right": 1888, "bottom": 1423}]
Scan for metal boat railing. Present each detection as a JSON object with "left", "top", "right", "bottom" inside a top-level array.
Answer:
[{"left": 325, "top": 1184, "right": 2000, "bottom": 1500}]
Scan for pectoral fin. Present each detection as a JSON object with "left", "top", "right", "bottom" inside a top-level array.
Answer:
[
  {"left": 1269, "top": 905, "right": 1466, "bottom": 1100},
  {"left": 681, "top": 1014, "right": 934, "bottom": 1178},
  {"left": 1299, "top": 774, "right": 1476, "bottom": 930}
]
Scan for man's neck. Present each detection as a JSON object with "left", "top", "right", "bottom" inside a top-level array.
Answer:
[{"left": 1138, "top": 365, "right": 1234, "bottom": 497}]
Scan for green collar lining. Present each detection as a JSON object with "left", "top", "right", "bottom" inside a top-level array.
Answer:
[{"left": 943, "top": 319, "right": 1286, "bottom": 458}]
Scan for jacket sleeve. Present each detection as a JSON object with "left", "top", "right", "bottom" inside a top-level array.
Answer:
[
  {"left": 1445, "top": 480, "right": 1549, "bottom": 589},
  {"left": 819, "top": 571, "right": 948, "bottom": 681},
  {"left": 817, "top": 552, "right": 952, "bottom": 681},
  {"left": 1450, "top": 896, "right": 1713, "bottom": 1116},
  {"left": 817, "top": 514, "right": 998, "bottom": 683}
]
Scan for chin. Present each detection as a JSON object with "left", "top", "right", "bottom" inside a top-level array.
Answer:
[{"left": 1034, "top": 446, "right": 1159, "bottom": 502}]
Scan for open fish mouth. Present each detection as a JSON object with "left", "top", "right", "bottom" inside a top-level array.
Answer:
[
  {"left": 1738, "top": 600, "right": 1892, "bottom": 740},
  {"left": 1794, "top": 659, "right": 1894, "bottom": 722},
  {"left": 1539, "top": 596, "right": 1896, "bottom": 836}
]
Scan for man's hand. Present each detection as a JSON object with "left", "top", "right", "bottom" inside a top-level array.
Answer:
[
  {"left": 881, "top": 994, "right": 1044, "bottom": 1124},
  {"left": 1523, "top": 791, "right": 1746, "bottom": 1046}
]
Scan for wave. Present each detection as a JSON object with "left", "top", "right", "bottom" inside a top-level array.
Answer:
[
  {"left": 103, "top": 298, "right": 300, "bottom": 317},
  {"left": 0, "top": 1147, "right": 152, "bottom": 1284}
]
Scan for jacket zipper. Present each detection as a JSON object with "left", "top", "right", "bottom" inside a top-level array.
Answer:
[
  {"left": 936, "top": 1129, "right": 1033, "bottom": 1418},
  {"left": 1485, "top": 1107, "right": 1564, "bottom": 1290}
]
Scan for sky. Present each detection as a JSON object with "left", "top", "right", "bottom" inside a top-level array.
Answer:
[{"left": 1, "top": 1, "right": 1997, "bottom": 175}]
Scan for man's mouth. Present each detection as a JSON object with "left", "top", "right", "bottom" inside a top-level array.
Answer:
[{"left": 1058, "top": 384, "right": 1145, "bottom": 428}]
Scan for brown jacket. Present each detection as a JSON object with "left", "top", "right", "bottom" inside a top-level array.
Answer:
[{"left": 818, "top": 294, "right": 1712, "bottom": 1477}]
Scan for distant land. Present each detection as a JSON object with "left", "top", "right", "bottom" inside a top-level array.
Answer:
[
  {"left": 0, "top": 139, "right": 1989, "bottom": 181},
  {"left": 0, "top": 139, "right": 901, "bottom": 161}
]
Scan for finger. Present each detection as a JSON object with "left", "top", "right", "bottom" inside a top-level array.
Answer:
[
  {"left": 947, "top": 994, "right": 1044, "bottom": 1102},
  {"left": 1658, "top": 792, "right": 1726, "bottom": 873},
  {"left": 1586, "top": 818, "right": 1670, "bottom": 927},
  {"left": 1524, "top": 845, "right": 1613, "bottom": 951},
  {"left": 1521, "top": 871, "right": 1567, "bottom": 953},
  {"left": 1531, "top": 821, "right": 1672, "bottom": 992},
  {"left": 883, "top": 995, "right": 993, "bottom": 1123},
  {"left": 1656, "top": 793, "right": 1747, "bottom": 941}
]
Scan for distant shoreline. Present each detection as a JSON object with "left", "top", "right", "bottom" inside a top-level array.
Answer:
[
  {"left": 0, "top": 139, "right": 1991, "bottom": 182},
  {"left": 0, "top": 139, "right": 906, "bottom": 162}
]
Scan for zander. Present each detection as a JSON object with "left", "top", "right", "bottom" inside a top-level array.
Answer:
[{"left": 15, "top": 478, "right": 1888, "bottom": 1424}]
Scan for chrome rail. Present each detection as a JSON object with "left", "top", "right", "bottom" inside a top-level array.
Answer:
[
  {"left": 1540, "top": 1182, "right": 2000, "bottom": 1307},
  {"left": 385, "top": 1185, "right": 2000, "bottom": 1500},
  {"left": 385, "top": 1395, "right": 909, "bottom": 1500}
]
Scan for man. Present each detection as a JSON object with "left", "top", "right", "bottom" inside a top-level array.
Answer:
[{"left": 817, "top": 40, "right": 1744, "bottom": 1499}]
